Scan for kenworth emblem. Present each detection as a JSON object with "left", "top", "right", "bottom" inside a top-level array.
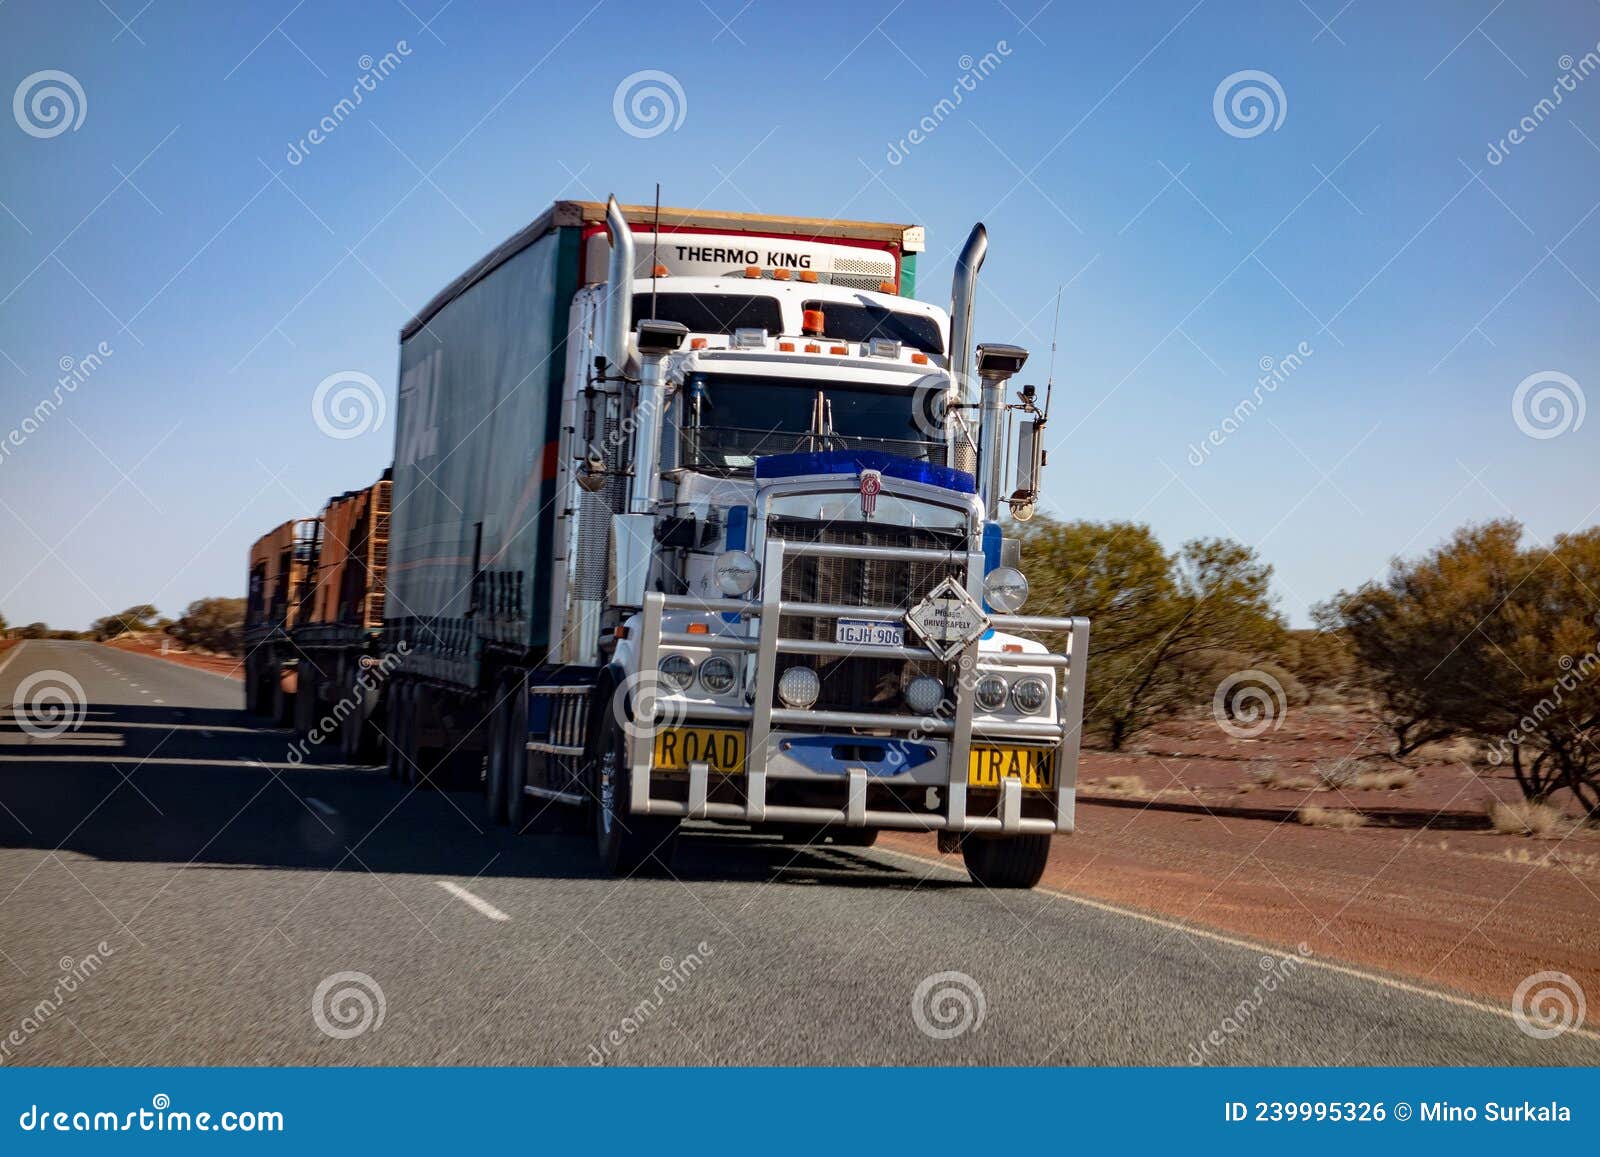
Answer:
[{"left": 859, "top": 469, "right": 882, "bottom": 517}]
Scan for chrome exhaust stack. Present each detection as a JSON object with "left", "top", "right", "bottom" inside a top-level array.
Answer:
[
  {"left": 949, "top": 223, "right": 987, "bottom": 476},
  {"left": 604, "top": 195, "right": 635, "bottom": 379}
]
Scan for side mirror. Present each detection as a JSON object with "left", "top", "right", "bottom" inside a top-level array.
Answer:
[{"left": 1008, "top": 416, "right": 1044, "bottom": 521}]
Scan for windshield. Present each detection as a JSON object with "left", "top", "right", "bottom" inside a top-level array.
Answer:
[
  {"left": 802, "top": 300, "right": 944, "bottom": 355},
  {"left": 632, "top": 292, "right": 783, "bottom": 335},
  {"left": 681, "top": 373, "right": 945, "bottom": 473}
]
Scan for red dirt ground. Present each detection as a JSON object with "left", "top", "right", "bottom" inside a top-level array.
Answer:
[
  {"left": 103, "top": 635, "right": 244, "bottom": 680},
  {"left": 885, "top": 706, "right": 1600, "bottom": 1025}
]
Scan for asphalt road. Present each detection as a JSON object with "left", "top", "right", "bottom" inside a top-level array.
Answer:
[{"left": 2, "top": 638, "right": 1597, "bottom": 1066}]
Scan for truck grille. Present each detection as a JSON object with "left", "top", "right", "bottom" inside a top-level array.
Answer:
[{"left": 766, "top": 517, "right": 965, "bottom": 714}]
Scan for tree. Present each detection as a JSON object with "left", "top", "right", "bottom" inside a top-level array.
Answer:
[
  {"left": 1017, "top": 518, "right": 1285, "bottom": 749},
  {"left": 89, "top": 604, "right": 162, "bottom": 641},
  {"left": 167, "top": 597, "right": 247, "bottom": 656}
]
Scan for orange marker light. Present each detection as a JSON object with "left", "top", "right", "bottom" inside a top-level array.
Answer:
[
  {"left": 744, "top": 265, "right": 761, "bottom": 278},
  {"left": 802, "top": 309, "right": 825, "bottom": 335},
  {"left": 829, "top": 345, "right": 847, "bottom": 355},
  {"left": 653, "top": 264, "right": 669, "bottom": 277},
  {"left": 805, "top": 343, "right": 821, "bottom": 353},
  {"left": 799, "top": 270, "right": 819, "bottom": 283},
  {"left": 686, "top": 623, "right": 710, "bottom": 635},
  {"left": 690, "top": 337, "right": 707, "bottom": 350},
  {"left": 1002, "top": 643, "right": 1024, "bottom": 654},
  {"left": 878, "top": 280, "right": 898, "bottom": 294},
  {"left": 778, "top": 341, "right": 795, "bottom": 352},
  {"left": 772, "top": 268, "right": 791, "bottom": 280},
  {"left": 911, "top": 352, "right": 929, "bottom": 365}
]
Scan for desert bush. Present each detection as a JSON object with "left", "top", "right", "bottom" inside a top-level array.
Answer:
[
  {"left": 1486, "top": 799, "right": 1565, "bottom": 838},
  {"left": 167, "top": 597, "right": 247, "bottom": 656}
]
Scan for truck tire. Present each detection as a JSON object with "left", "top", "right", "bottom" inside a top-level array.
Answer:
[
  {"left": 484, "top": 687, "right": 510, "bottom": 825},
  {"left": 384, "top": 683, "right": 407, "bottom": 780},
  {"left": 503, "top": 685, "right": 530, "bottom": 831},
  {"left": 593, "top": 707, "right": 679, "bottom": 876},
  {"left": 961, "top": 834, "right": 1052, "bottom": 889}
]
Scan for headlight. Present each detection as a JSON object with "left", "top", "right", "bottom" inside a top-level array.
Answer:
[
  {"left": 714, "top": 550, "right": 759, "bottom": 596},
  {"left": 698, "top": 656, "right": 737, "bottom": 695},
  {"left": 658, "top": 655, "right": 695, "bottom": 692},
  {"left": 904, "top": 674, "right": 945, "bottom": 715},
  {"left": 777, "top": 665, "right": 820, "bottom": 709},
  {"left": 974, "top": 673, "right": 1009, "bottom": 712},
  {"left": 1010, "top": 676, "right": 1049, "bottom": 715},
  {"left": 983, "top": 566, "right": 1029, "bottom": 613}
]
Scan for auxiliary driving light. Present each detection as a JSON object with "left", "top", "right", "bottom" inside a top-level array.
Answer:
[
  {"left": 658, "top": 655, "right": 696, "bottom": 692},
  {"left": 974, "top": 673, "right": 1009, "bottom": 713},
  {"left": 1011, "top": 676, "right": 1049, "bottom": 715},
  {"left": 904, "top": 675, "right": 945, "bottom": 716},
  {"left": 983, "top": 566, "right": 1029, "bottom": 613},
  {"left": 698, "top": 656, "right": 738, "bottom": 696},
  {"left": 714, "top": 549, "right": 759, "bottom": 596},
  {"left": 777, "top": 665, "right": 821, "bottom": 709}
]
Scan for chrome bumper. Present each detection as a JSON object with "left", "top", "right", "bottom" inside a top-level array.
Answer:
[{"left": 628, "top": 536, "right": 1090, "bottom": 836}]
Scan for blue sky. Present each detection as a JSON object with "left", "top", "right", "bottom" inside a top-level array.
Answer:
[{"left": 2, "top": 0, "right": 1597, "bottom": 629}]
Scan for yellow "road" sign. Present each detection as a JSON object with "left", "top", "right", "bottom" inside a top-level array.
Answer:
[{"left": 652, "top": 728, "right": 746, "bottom": 774}]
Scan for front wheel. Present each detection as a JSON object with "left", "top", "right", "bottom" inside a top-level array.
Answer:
[
  {"left": 961, "top": 833, "right": 1052, "bottom": 889},
  {"left": 592, "top": 705, "right": 679, "bottom": 876}
]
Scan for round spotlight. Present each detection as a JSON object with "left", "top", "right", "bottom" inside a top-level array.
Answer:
[
  {"left": 698, "top": 656, "right": 737, "bottom": 696},
  {"left": 658, "top": 655, "right": 695, "bottom": 692},
  {"left": 1011, "top": 676, "right": 1049, "bottom": 715},
  {"left": 983, "top": 566, "right": 1029, "bottom": 613},
  {"left": 714, "top": 550, "right": 759, "bottom": 596},
  {"left": 777, "top": 665, "right": 820, "bottom": 709},
  {"left": 904, "top": 674, "right": 945, "bottom": 716},
  {"left": 974, "top": 673, "right": 1009, "bottom": 713}
]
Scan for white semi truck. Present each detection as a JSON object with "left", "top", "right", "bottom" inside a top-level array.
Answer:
[{"left": 381, "top": 197, "right": 1089, "bottom": 887}]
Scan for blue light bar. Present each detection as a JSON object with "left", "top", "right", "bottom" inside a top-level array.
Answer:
[{"left": 754, "top": 450, "right": 976, "bottom": 495}]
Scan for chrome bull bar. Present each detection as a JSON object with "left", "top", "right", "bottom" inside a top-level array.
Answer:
[{"left": 627, "top": 536, "right": 1090, "bottom": 836}]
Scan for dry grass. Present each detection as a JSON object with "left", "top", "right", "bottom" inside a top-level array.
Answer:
[
  {"left": 1248, "top": 761, "right": 1324, "bottom": 792},
  {"left": 1099, "top": 775, "right": 1147, "bottom": 795},
  {"left": 1485, "top": 799, "right": 1566, "bottom": 838},
  {"left": 1297, "top": 806, "right": 1369, "bottom": 830},
  {"left": 1412, "top": 736, "right": 1483, "bottom": 765},
  {"left": 1312, "top": 758, "right": 1416, "bottom": 792}
]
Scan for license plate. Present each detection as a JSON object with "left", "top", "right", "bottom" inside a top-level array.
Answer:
[
  {"left": 836, "top": 618, "right": 904, "bottom": 647},
  {"left": 967, "top": 746, "right": 1055, "bottom": 791},
  {"left": 652, "top": 728, "right": 746, "bottom": 774}
]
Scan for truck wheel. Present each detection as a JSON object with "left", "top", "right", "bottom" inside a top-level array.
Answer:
[
  {"left": 384, "top": 684, "right": 407, "bottom": 780},
  {"left": 831, "top": 828, "right": 879, "bottom": 848},
  {"left": 593, "top": 709, "right": 678, "bottom": 876},
  {"left": 961, "top": 834, "right": 1052, "bottom": 889}
]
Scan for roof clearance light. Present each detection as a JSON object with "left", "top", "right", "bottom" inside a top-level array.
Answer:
[
  {"left": 773, "top": 268, "right": 791, "bottom": 281},
  {"left": 653, "top": 264, "right": 669, "bottom": 277},
  {"left": 802, "top": 309, "right": 825, "bottom": 335},
  {"left": 878, "top": 280, "right": 898, "bottom": 294},
  {"left": 805, "top": 343, "right": 821, "bottom": 354},
  {"left": 829, "top": 345, "right": 847, "bottom": 355},
  {"left": 911, "top": 352, "right": 929, "bottom": 365},
  {"left": 744, "top": 265, "right": 761, "bottom": 278},
  {"left": 731, "top": 328, "right": 766, "bottom": 349},
  {"left": 799, "top": 271, "right": 818, "bottom": 283},
  {"left": 778, "top": 341, "right": 795, "bottom": 352}
]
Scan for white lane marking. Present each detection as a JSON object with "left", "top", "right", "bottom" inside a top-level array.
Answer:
[
  {"left": 435, "top": 881, "right": 510, "bottom": 923},
  {"left": 153, "top": 698, "right": 164, "bottom": 704},
  {"left": 305, "top": 797, "right": 337, "bottom": 817},
  {"left": 868, "top": 844, "right": 1600, "bottom": 1042},
  {"left": 0, "top": 640, "right": 29, "bottom": 681}
]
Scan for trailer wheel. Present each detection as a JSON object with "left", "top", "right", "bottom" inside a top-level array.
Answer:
[
  {"left": 961, "top": 834, "right": 1052, "bottom": 889},
  {"left": 593, "top": 708, "right": 679, "bottom": 876}
]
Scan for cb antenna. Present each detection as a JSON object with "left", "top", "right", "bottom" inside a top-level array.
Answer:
[{"left": 1041, "top": 284, "right": 1061, "bottom": 422}]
